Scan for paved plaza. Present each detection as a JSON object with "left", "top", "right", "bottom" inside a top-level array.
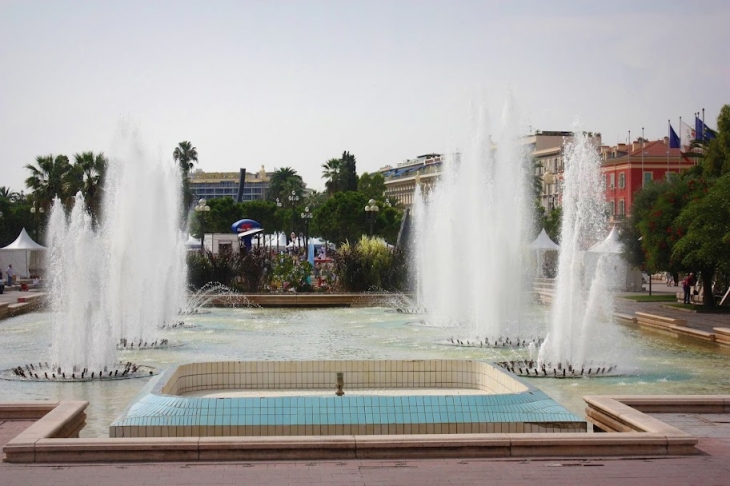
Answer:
[{"left": 2, "top": 413, "right": 730, "bottom": 485}]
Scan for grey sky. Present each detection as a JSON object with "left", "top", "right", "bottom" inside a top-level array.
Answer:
[{"left": 1, "top": 0, "right": 728, "bottom": 193}]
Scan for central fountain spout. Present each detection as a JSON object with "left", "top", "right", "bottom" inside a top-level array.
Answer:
[{"left": 335, "top": 372, "right": 345, "bottom": 396}]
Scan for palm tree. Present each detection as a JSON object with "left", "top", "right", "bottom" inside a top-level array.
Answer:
[
  {"left": 24, "top": 154, "right": 72, "bottom": 209},
  {"left": 268, "top": 167, "right": 304, "bottom": 202},
  {"left": 173, "top": 141, "right": 198, "bottom": 175},
  {"left": 322, "top": 158, "right": 344, "bottom": 194},
  {"left": 71, "top": 152, "right": 108, "bottom": 222},
  {"left": 0, "top": 186, "right": 21, "bottom": 202},
  {"left": 173, "top": 141, "right": 199, "bottom": 213}
]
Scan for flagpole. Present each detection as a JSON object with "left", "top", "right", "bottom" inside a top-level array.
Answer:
[
  {"left": 641, "top": 127, "right": 645, "bottom": 188},
  {"left": 667, "top": 119, "right": 670, "bottom": 174},
  {"left": 624, "top": 130, "right": 634, "bottom": 212},
  {"left": 702, "top": 108, "right": 706, "bottom": 142},
  {"left": 679, "top": 116, "right": 683, "bottom": 172}
]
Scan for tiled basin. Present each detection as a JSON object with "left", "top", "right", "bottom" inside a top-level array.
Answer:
[{"left": 110, "top": 360, "right": 585, "bottom": 437}]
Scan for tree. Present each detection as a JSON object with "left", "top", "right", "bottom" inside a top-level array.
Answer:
[
  {"left": 0, "top": 189, "right": 32, "bottom": 246},
  {"left": 322, "top": 152, "right": 358, "bottom": 195},
  {"left": 672, "top": 173, "right": 730, "bottom": 306},
  {"left": 341, "top": 151, "right": 359, "bottom": 192},
  {"left": 24, "top": 154, "right": 72, "bottom": 209},
  {"left": 70, "top": 152, "right": 108, "bottom": 223},
  {"left": 322, "top": 158, "right": 344, "bottom": 194},
  {"left": 698, "top": 105, "right": 730, "bottom": 178},
  {"left": 193, "top": 197, "right": 243, "bottom": 236},
  {"left": 267, "top": 167, "right": 304, "bottom": 203},
  {"left": 311, "top": 191, "right": 369, "bottom": 244},
  {"left": 376, "top": 205, "right": 403, "bottom": 245},
  {"left": 173, "top": 141, "right": 198, "bottom": 212},
  {"left": 357, "top": 172, "right": 386, "bottom": 201},
  {"left": 241, "top": 200, "right": 282, "bottom": 233}
]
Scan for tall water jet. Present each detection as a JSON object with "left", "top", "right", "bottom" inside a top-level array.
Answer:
[
  {"left": 412, "top": 100, "right": 533, "bottom": 339},
  {"left": 538, "top": 128, "right": 622, "bottom": 371},
  {"left": 47, "top": 129, "right": 187, "bottom": 373}
]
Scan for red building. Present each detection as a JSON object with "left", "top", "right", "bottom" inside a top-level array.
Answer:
[{"left": 601, "top": 138, "right": 694, "bottom": 222}]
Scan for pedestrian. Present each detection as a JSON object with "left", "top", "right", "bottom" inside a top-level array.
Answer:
[
  {"left": 6, "top": 264, "right": 14, "bottom": 286},
  {"left": 682, "top": 273, "right": 695, "bottom": 304}
]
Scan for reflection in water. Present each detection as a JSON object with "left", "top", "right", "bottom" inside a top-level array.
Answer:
[{"left": 1, "top": 308, "right": 729, "bottom": 437}]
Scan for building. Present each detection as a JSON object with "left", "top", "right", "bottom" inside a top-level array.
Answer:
[
  {"left": 378, "top": 154, "right": 444, "bottom": 208},
  {"left": 601, "top": 138, "right": 693, "bottom": 221},
  {"left": 530, "top": 131, "right": 602, "bottom": 212},
  {"left": 189, "top": 166, "right": 273, "bottom": 202}
]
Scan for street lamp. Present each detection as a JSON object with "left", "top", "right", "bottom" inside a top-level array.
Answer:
[
  {"left": 30, "top": 203, "right": 45, "bottom": 241},
  {"left": 194, "top": 198, "right": 210, "bottom": 251},
  {"left": 287, "top": 190, "right": 299, "bottom": 242},
  {"left": 364, "top": 199, "right": 379, "bottom": 236},
  {"left": 301, "top": 206, "right": 313, "bottom": 249}
]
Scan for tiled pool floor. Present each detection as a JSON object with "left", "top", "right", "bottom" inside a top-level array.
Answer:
[{"left": 182, "top": 387, "right": 492, "bottom": 398}]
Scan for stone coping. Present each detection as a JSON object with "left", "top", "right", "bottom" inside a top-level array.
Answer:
[
  {"left": 3, "top": 395, "right": 707, "bottom": 463},
  {"left": 631, "top": 311, "right": 720, "bottom": 344},
  {"left": 207, "top": 293, "right": 408, "bottom": 308}
]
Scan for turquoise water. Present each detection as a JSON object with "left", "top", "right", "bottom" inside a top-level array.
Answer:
[{"left": 2, "top": 307, "right": 729, "bottom": 437}]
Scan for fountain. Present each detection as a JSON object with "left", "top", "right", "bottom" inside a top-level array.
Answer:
[
  {"left": 530, "top": 127, "right": 624, "bottom": 377},
  {"left": 411, "top": 100, "right": 535, "bottom": 342},
  {"left": 5, "top": 129, "right": 187, "bottom": 381}
]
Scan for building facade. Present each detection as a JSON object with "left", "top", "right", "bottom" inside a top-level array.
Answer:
[
  {"left": 529, "top": 131, "right": 602, "bottom": 212},
  {"left": 378, "top": 153, "right": 444, "bottom": 208},
  {"left": 601, "top": 138, "right": 693, "bottom": 222},
  {"left": 189, "top": 166, "right": 273, "bottom": 202}
]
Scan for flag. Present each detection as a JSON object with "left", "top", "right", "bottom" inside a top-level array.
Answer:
[
  {"left": 695, "top": 117, "right": 718, "bottom": 141},
  {"left": 669, "top": 124, "right": 680, "bottom": 149},
  {"left": 680, "top": 121, "right": 695, "bottom": 151}
]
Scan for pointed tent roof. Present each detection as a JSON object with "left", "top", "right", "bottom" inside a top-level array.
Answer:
[
  {"left": 529, "top": 228, "right": 559, "bottom": 251},
  {"left": 185, "top": 234, "right": 201, "bottom": 248},
  {"left": 588, "top": 226, "right": 623, "bottom": 254},
  {"left": 1, "top": 228, "right": 46, "bottom": 251}
]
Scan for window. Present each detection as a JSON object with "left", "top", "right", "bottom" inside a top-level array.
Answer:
[
  {"left": 618, "top": 199, "right": 625, "bottom": 215},
  {"left": 643, "top": 172, "right": 653, "bottom": 185},
  {"left": 609, "top": 173, "right": 615, "bottom": 189},
  {"left": 608, "top": 200, "right": 615, "bottom": 216},
  {"left": 618, "top": 173, "right": 625, "bottom": 189}
]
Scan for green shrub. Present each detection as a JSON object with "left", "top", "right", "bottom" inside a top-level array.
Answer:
[{"left": 333, "top": 236, "right": 406, "bottom": 292}]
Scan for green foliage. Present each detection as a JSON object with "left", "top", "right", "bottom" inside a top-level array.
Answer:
[
  {"left": 267, "top": 167, "right": 305, "bottom": 203},
  {"left": 332, "top": 236, "right": 406, "bottom": 292},
  {"left": 68, "top": 152, "right": 108, "bottom": 224},
  {"left": 358, "top": 172, "right": 386, "bottom": 201},
  {"left": 271, "top": 253, "right": 313, "bottom": 291},
  {"left": 322, "top": 152, "right": 358, "bottom": 195},
  {"left": 173, "top": 141, "right": 198, "bottom": 213},
  {"left": 186, "top": 247, "right": 273, "bottom": 292},
  {"left": 0, "top": 190, "right": 33, "bottom": 246},
  {"left": 25, "top": 154, "right": 72, "bottom": 209},
  {"left": 312, "top": 192, "right": 368, "bottom": 244},
  {"left": 700, "top": 105, "right": 730, "bottom": 178}
]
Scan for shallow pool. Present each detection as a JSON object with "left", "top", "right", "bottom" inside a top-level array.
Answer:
[{"left": 1, "top": 306, "right": 729, "bottom": 437}]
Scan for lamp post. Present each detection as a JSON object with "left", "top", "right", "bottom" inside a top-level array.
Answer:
[
  {"left": 364, "top": 199, "right": 379, "bottom": 236},
  {"left": 301, "top": 206, "right": 313, "bottom": 249},
  {"left": 287, "top": 190, "right": 299, "bottom": 243},
  {"left": 276, "top": 198, "right": 283, "bottom": 252},
  {"left": 30, "top": 203, "right": 45, "bottom": 241},
  {"left": 194, "top": 198, "right": 210, "bottom": 251}
]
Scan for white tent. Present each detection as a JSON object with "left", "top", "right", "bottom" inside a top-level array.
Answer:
[
  {"left": 0, "top": 228, "right": 46, "bottom": 279},
  {"left": 529, "top": 229, "right": 559, "bottom": 277},
  {"left": 584, "top": 227, "right": 642, "bottom": 291},
  {"left": 529, "top": 228, "right": 560, "bottom": 251},
  {"left": 185, "top": 234, "right": 202, "bottom": 250}
]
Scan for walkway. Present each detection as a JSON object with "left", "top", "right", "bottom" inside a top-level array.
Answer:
[{"left": 2, "top": 414, "right": 730, "bottom": 485}]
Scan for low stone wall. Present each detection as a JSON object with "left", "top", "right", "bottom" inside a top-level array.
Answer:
[
  {"left": 160, "top": 360, "right": 528, "bottom": 396},
  {"left": 2, "top": 395, "right": 705, "bottom": 463},
  {"left": 207, "top": 293, "right": 407, "bottom": 308}
]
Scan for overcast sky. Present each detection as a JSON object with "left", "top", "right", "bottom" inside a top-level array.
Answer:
[{"left": 1, "top": 0, "right": 728, "bottom": 193}]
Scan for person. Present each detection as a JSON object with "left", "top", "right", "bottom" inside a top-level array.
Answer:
[
  {"left": 682, "top": 273, "right": 695, "bottom": 304},
  {"left": 6, "top": 264, "right": 13, "bottom": 287}
]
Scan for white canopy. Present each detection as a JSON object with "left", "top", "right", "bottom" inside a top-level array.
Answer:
[
  {"left": 185, "top": 234, "right": 201, "bottom": 248},
  {"left": 588, "top": 227, "right": 623, "bottom": 254},
  {"left": 0, "top": 228, "right": 46, "bottom": 279},
  {"left": 1, "top": 228, "right": 46, "bottom": 251},
  {"left": 529, "top": 229, "right": 559, "bottom": 251}
]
